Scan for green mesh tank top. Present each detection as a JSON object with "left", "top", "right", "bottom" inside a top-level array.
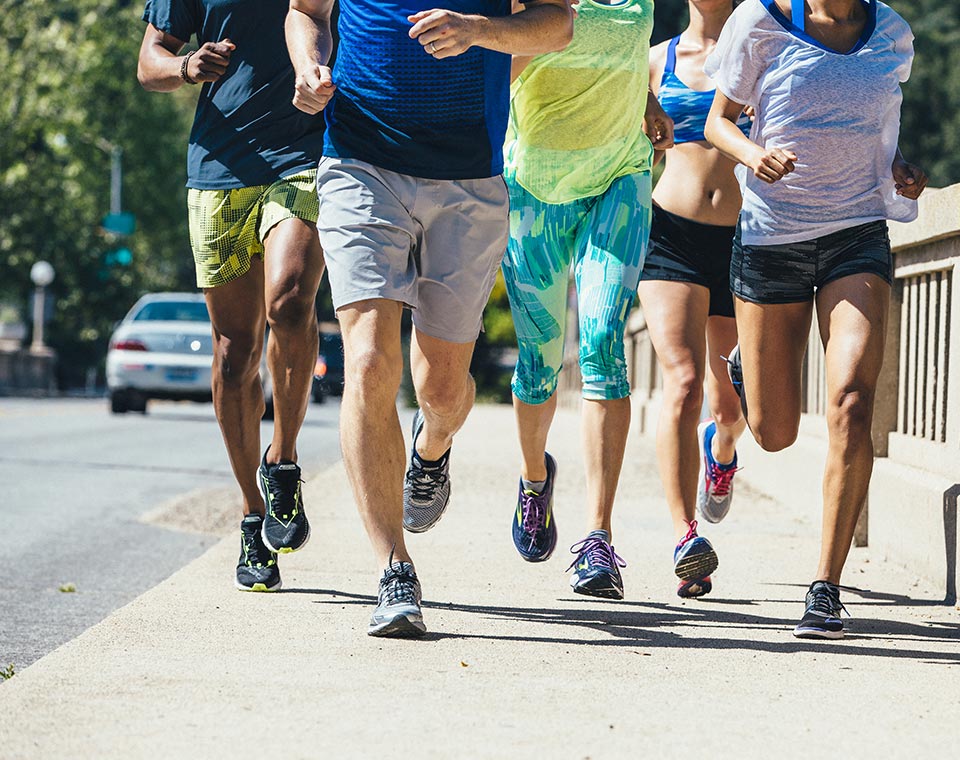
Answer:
[{"left": 506, "top": 0, "right": 655, "bottom": 204}]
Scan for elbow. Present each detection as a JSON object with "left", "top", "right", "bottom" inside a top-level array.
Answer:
[
  {"left": 703, "top": 118, "right": 718, "bottom": 147},
  {"left": 553, "top": 10, "right": 575, "bottom": 51},
  {"left": 137, "top": 61, "right": 157, "bottom": 91}
]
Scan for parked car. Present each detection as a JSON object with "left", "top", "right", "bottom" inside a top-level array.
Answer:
[
  {"left": 312, "top": 331, "right": 344, "bottom": 402},
  {"left": 106, "top": 292, "right": 274, "bottom": 415}
]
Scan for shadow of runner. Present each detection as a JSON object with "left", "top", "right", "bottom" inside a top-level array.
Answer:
[{"left": 289, "top": 587, "right": 960, "bottom": 663}]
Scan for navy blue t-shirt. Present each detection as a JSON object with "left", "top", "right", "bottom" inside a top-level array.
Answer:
[
  {"left": 327, "top": 0, "right": 513, "bottom": 180},
  {"left": 143, "top": 0, "right": 324, "bottom": 189}
]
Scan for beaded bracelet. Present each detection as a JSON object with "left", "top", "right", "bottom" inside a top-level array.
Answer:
[{"left": 180, "top": 50, "right": 198, "bottom": 85}]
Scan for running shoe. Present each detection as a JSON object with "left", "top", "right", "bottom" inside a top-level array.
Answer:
[
  {"left": 724, "top": 344, "right": 748, "bottom": 417},
  {"left": 794, "top": 580, "right": 848, "bottom": 639},
  {"left": 368, "top": 552, "right": 427, "bottom": 638},
  {"left": 567, "top": 530, "right": 627, "bottom": 599},
  {"left": 236, "top": 514, "right": 281, "bottom": 592},
  {"left": 258, "top": 449, "right": 311, "bottom": 554},
  {"left": 512, "top": 453, "right": 558, "bottom": 562},
  {"left": 697, "top": 419, "right": 740, "bottom": 524},
  {"left": 674, "top": 520, "right": 718, "bottom": 598},
  {"left": 403, "top": 408, "right": 451, "bottom": 533}
]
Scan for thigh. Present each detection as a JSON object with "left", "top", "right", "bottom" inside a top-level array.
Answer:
[
  {"left": 337, "top": 298, "right": 405, "bottom": 374},
  {"left": 414, "top": 175, "right": 510, "bottom": 344},
  {"left": 204, "top": 259, "right": 266, "bottom": 355},
  {"left": 735, "top": 296, "right": 814, "bottom": 429},
  {"left": 637, "top": 280, "right": 710, "bottom": 378},
  {"left": 816, "top": 273, "right": 890, "bottom": 399},
  {"left": 411, "top": 328, "right": 476, "bottom": 392},
  {"left": 316, "top": 158, "right": 419, "bottom": 313},
  {"left": 262, "top": 216, "right": 324, "bottom": 310}
]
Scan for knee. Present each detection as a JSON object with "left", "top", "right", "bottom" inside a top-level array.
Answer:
[
  {"left": 827, "top": 387, "right": 875, "bottom": 438},
  {"left": 418, "top": 374, "right": 473, "bottom": 417},
  {"left": 266, "top": 289, "right": 315, "bottom": 332},
  {"left": 711, "top": 398, "right": 743, "bottom": 429},
  {"left": 661, "top": 367, "right": 704, "bottom": 418},
  {"left": 751, "top": 421, "right": 798, "bottom": 453},
  {"left": 346, "top": 345, "right": 401, "bottom": 398},
  {"left": 213, "top": 333, "right": 262, "bottom": 387}
]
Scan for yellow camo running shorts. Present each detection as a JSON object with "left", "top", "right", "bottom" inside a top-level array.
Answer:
[{"left": 187, "top": 170, "right": 319, "bottom": 288}]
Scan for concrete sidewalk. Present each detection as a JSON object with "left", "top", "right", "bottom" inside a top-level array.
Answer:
[{"left": 1, "top": 404, "right": 957, "bottom": 758}]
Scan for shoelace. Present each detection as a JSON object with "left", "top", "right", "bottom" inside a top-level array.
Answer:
[
  {"left": 519, "top": 491, "right": 547, "bottom": 548},
  {"left": 566, "top": 535, "right": 627, "bottom": 573},
  {"left": 808, "top": 583, "right": 850, "bottom": 618},
  {"left": 405, "top": 462, "right": 447, "bottom": 503},
  {"left": 677, "top": 519, "right": 701, "bottom": 549},
  {"left": 264, "top": 471, "right": 302, "bottom": 520},
  {"left": 240, "top": 525, "right": 270, "bottom": 567},
  {"left": 380, "top": 560, "right": 419, "bottom": 606},
  {"left": 708, "top": 463, "right": 739, "bottom": 497}
]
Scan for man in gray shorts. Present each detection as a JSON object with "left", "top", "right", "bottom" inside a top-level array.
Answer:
[{"left": 286, "top": 0, "right": 573, "bottom": 637}]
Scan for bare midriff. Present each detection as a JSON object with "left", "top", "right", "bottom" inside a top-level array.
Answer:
[{"left": 653, "top": 141, "right": 743, "bottom": 226}]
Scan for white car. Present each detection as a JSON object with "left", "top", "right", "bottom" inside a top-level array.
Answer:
[{"left": 106, "top": 293, "right": 215, "bottom": 414}]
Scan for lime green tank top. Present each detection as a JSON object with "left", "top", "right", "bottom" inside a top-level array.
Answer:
[{"left": 506, "top": 0, "right": 655, "bottom": 204}]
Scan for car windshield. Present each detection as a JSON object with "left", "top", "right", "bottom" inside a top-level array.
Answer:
[{"left": 133, "top": 301, "right": 209, "bottom": 322}]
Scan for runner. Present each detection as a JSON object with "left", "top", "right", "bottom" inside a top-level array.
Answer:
[
  {"left": 704, "top": 0, "right": 927, "bottom": 637},
  {"left": 286, "top": 0, "right": 574, "bottom": 636},
  {"left": 500, "top": 0, "right": 672, "bottom": 599},
  {"left": 138, "top": 0, "right": 326, "bottom": 592},
  {"left": 638, "top": 0, "right": 750, "bottom": 599}
]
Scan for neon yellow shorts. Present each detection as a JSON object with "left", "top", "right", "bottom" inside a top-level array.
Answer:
[{"left": 187, "top": 170, "right": 319, "bottom": 288}]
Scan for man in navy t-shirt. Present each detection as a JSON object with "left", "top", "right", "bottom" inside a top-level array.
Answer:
[
  {"left": 287, "top": 0, "right": 573, "bottom": 638},
  {"left": 138, "top": 1, "right": 325, "bottom": 592}
]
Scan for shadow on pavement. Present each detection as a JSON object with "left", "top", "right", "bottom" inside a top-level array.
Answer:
[{"left": 285, "top": 587, "right": 960, "bottom": 663}]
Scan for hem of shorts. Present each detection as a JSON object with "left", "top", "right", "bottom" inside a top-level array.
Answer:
[
  {"left": 582, "top": 388, "right": 631, "bottom": 402},
  {"left": 334, "top": 290, "right": 416, "bottom": 313},
  {"left": 411, "top": 317, "right": 481, "bottom": 345},
  {"left": 196, "top": 265, "right": 257, "bottom": 291},
  {"left": 738, "top": 216, "right": 888, "bottom": 247},
  {"left": 732, "top": 289, "right": 813, "bottom": 306},
  {"left": 639, "top": 272, "right": 712, "bottom": 288},
  {"left": 511, "top": 382, "right": 559, "bottom": 406},
  {"left": 185, "top": 162, "right": 319, "bottom": 191},
  {"left": 818, "top": 267, "right": 894, "bottom": 289}
]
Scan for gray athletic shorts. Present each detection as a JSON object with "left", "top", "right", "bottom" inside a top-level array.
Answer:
[{"left": 316, "top": 156, "right": 509, "bottom": 343}]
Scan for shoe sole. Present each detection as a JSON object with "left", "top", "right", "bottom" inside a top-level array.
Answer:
[
  {"left": 674, "top": 544, "right": 719, "bottom": 582},
  {"left": 677, "top": 577, "right": 713, "bottom": 598},
  {"left": 367, "top": 614, "right": 427, "bottom": 638},
  {"left": 234, "top": 578, "right": 282, "bottom": 592},
  {"left": 793, "top": 625, "right": 844, "bottom": 640},
  {"left": 572, "top": 581, "right": 624, "bottom": 600},
  {"left": 257, "top": 473, "right": 312, "bottom": 554}
]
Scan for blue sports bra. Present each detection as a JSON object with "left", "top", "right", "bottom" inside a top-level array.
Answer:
[{"left": 658, "top": 35, "right": 752, "bottom": 144}]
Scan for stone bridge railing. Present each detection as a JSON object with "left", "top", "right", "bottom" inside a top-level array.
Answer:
[{"left": 624, "top": 186, "right": 960, "bottom": 602}]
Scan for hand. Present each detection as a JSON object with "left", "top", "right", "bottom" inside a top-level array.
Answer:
[
  {"left": 892, "top": 157, "right": 928, "bottom": 200},
  {"left": 292, "top": 65, "right": 336, "bottom": 114},
  {"left": 188, "top": 39, "right": 235, "bottom": 83},
  {"left": 750, "top": 146, "right": 796, "bottom": 183},
  {"left": 643, "top": 95, "right": 674, "bottom": 151},
  {"left": 743, "top": 105, "right": 756, "bottom": 121},
  {"left": 408, "top": 9, "right": 484, "bottom": 59}
]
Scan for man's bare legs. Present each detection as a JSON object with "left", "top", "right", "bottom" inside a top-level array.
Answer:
[
  {"left": 814, "top": 274, "right": 889, "bottom": 584},
  {"left": 263, "top": 217, "right": 325, "bottom": 465},
  {"left": 337, "top": 299, "right": 410, "bottom": 568}
]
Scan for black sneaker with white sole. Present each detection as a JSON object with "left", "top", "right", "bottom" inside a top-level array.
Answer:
[
  {"left": 794, "top": 580, "right": 848, "bottom": 639},
  {"left": 258, "top": 448, "right": 311, "bottom": 554},
  {"left": 236, "top": 514, "right": 281, "bottom": 592},
  {"left": 368, "top": 553, "right": 427, "bottom": 638}
]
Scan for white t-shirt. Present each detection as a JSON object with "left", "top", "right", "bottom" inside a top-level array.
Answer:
[{"left": 705, "top": 0, "right": 917, "bottom": 246}]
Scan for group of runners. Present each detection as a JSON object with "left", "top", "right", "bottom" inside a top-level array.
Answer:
[{"left": 138, "top": 0, "right": 927, "bottom": 641}]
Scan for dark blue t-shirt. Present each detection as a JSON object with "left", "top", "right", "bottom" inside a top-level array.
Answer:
[
  {"left": 326, "top": 0, "right": 513, "bottom": 180},
  {"left": 143, "top": 0, "right": 324, "bottom": 190}
]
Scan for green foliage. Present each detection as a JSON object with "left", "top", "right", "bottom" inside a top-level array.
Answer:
[
  {"left": 0, "top": 0, "right": 194, "bottom": 385},
  {"left": 0, "top": 663, "right": 14, "bottom": 681}
]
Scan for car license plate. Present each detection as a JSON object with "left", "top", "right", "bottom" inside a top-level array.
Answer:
[{"left": 165, "top": 367, "right": 198, "bottom": 382}]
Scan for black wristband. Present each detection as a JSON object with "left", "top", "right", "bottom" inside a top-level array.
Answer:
[{"left": 180, "top": 50, "right": 197, "bottom": 85}]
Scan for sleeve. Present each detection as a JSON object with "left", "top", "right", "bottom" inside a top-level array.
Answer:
[
  {"left": 142, "top": 0, "right": 199, "bottom": 44},
  {"left": 704, "top": 5, "right": 766, "bottom": 107},
  {"left": 890, "top": 12, "right": 915, "bottom": 83}
]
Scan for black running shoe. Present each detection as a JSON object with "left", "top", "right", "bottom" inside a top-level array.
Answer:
[
  {"left": 368, "top": 552, "right": 427, "bottom": 638},
  {"left": 257, "top": 448, "right": 311, "bottom": 554},
  {"left": 236, "top": 514, "right": 281, "bottom": 592},
  {"left": 403, "top": 409, "right": 452, "bottom": 533},
  {"left": 794, "top": 580, "right": 848, "bottom": 639},
  {"left": 567, "top": 530, "right": 627, "bottom": 599}
]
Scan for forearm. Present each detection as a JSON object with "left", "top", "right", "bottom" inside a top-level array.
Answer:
[
  {"left": 704, "top": 114, "right": 760, "bottom": 168},
  {"left": 286, "top": 5, "right": 334, "bottom": 76},
  {"left": 137, "top": 38, "right": 188, "bottom": 92},
  {"left": 473, "top": 3, "right": 573, "bottom": 56}
]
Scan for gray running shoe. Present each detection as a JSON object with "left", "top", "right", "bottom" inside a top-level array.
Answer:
[
  {"left": 368, "top": 553, "right": 426, "bottom": 638},
  {"left": 402, "top": 409, "right": 451, "bottom": 533},
  {"left": 697, "top": 419, "right": 739, "bottom": 524}
]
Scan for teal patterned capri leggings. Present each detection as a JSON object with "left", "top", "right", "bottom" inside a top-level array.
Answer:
[{"left": 502, "top": 170, "right": 652, "bottom": 404}]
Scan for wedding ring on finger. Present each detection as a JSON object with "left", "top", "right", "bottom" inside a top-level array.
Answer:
[{"left": 428, "top": 41, "right": 437, "bottom": 54}]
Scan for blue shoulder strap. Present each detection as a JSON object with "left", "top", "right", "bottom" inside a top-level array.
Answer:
[
  {"left": 791, "top": 0, "right": 805, "bottom": 30},
  {"left": 664, "top": 35, "right": 680, "bottom": 75}
]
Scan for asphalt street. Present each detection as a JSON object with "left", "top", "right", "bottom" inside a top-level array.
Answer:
[{"left": 0, "top": 396, "right": 342, "bottom": 671}]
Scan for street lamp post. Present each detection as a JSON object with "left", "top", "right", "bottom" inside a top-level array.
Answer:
[{"left": 30, "top": 260, "right": 55, "bottom": 355}]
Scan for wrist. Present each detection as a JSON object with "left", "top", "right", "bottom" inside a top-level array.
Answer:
[
  {"left": 180, "top": 51, "right": 198, "bottom": 85},
  {"left": 467, "top": 14, "right": 492, "bottom": 49}
]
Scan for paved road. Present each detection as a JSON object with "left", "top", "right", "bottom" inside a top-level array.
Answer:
[{"left": 0, "top": 396, "right": 342, "bottom": 671}]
